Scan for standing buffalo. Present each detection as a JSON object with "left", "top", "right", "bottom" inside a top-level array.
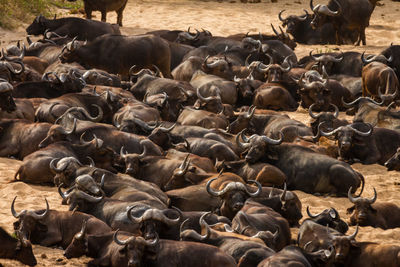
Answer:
[{"left": 67, "top": 0, "right": 128, "bottom": 26}]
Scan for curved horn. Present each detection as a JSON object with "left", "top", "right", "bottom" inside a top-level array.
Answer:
[
  {"left": 260, "top": 132, "right": 283, "bottom": 145},
  {"left": 320, "top": 126, "right": 345, "bottom": 137},
  {"left": 278, "top": 10, "right": 286, "bottom": 22},
  {"left": 347, "top": 225, "right": 358, "bottom": 240},
  {"left": 49, "top": 158, "right": 66, "bottom": 173},
  {"left": 62, "top": 118, "right": 77, "bottom": 135},
  {"left": 206, "top": 58, "right": 228, "bottom": 69},
  {"left": 361, "top": 51, "right": 373, "bottom": 64},
  {"left": 76, "top": 220, "right": 87, "bottom": 240},
  {"left": 78, "top": 190, "right": 104, "bottom": 203},
  {"left": 196, "top": 88, "right": 214, "bottom": 103},
  {"left": 133, "top": 117, "right": 158, "bottom": 132},
  {"left": 113, "top": 229, "right": 135, "bottom": 246},
  {"left": 159, "top": 123, "right": 176, "bottom": 133},
  {"left": 5, "top": 60, "right": 24, "bottom": 75},
  {"left": 245, "top": 180, "right": 262, "bottom": 197},
  {"left": 269, "top": 186, "right": 275, "bottom": 198},
  {"left": 138, "top": 141, "right": 149, "bottom": 159},
  {"left": 31, "top": 198, "right": 49, "bottom": 220},
  {"left": 87, "top": 104, "right": 103, "bottom": 122},
  {"left": 310, "top": 0, "right": 315, "bottom": 11},
  {"left": 347, "top": 186, "right": 360, "bottom": 203},
  {"left": 306, "top": 206, "right": 323, "bottom": 218},
  {"left": 332, "top": 51, "right": 344, "bottom": 62},
  {"left": 366, "top": 187, "right": 377, "bottom": 204},
  {"left": 126, "top": 206, "right": 142, "bottom": 224},
  {"left": 49, "top": 102, "right": 59, "bottom": 120},
  {"left": 342, "top": 96, "right": 383, "bottom": 108},
  {"left": 120, "top": 146, "right": 127, "bottom": 158},
  {"left": 80, "top": 132, "right": 92, "bottom": 146},
  {"left": 176, "top": 154, "right": 190, "bottom": 176},
  {"left": 245, "top": 105, "right": 256, "bottom": 119},
  {"left": 309, "top": 103, "right": 321, "bottom": 119},
  {"left": 349, "top": 123, "right": 373, "bottom": 137},
  {"left": 236, "top": 130, "right": 251, "bottom": 149},
  {"left": 245, "top": 54, "right": 251, "bottom": 67},
  {"left": 309, "top": 50, "right": 319, "bottom": 61},
  {"left": 280, "top": 183, "right": 287, "bottom": 201},
  {"left": 151, "top": 64, "right": 164, "bottom": 78},
  {"left": 58, "top": 184, "right": 72, "bottom": 200},
  {"left": 271, "top": 24, "right": 280, "bottom": 37},
  {"left": 183, "top": 28, "right": 200, "bottom": 40},
  {"left": 11, "top": 196, "right": 23, "bottom": 218},
  {"left": 331, "top": 104, "right": 339, "bottom": 118},
  {"left": 87, "top": 156, "right": 95, "bottom": 167},
  {"left": 206, "top": 177, "right": 221, "bottom": 197},
  {"left": 280, "top": 56, "right": 292, "bottom": 72}
]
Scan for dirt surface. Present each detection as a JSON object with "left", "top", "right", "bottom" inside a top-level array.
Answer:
[{"left": 1, "top": 0, "right": 400, "bottom": 266}]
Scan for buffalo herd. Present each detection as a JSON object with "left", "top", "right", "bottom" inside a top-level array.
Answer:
[{"left": 1, "top": 0, "right": 400, "bottom": 266}]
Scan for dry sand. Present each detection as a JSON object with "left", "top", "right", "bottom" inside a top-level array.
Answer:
[{"left": 1, "top": 0, "right": 400, "bottom": 265}]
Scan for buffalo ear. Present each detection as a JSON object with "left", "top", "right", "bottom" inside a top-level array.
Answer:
[
  {"left": 346, "top": 206, "right": 355, "bottom": 214},
  {"left": 351, "top": 240, "right": 360, "bottom": 247}
]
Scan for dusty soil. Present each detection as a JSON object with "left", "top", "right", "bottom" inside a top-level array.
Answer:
[{"left": 1, "top": 0, "right": 400, "bottom": 266}]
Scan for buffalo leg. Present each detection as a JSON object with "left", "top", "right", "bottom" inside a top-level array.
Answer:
[
  {"left": 360, "top": 27, "right": 367, "bottom": 46},
  {"left": 101, "top": 10, "right": 107, "bottom": 22},
  {"left": 116, "top": 3, "right": 127, "bottom": 26},
  {"left": 84, "top": 6, "right": 92, "bottom": 20}
]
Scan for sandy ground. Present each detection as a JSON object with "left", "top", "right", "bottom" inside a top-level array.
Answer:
[{"left": 1, "top": 0, "right": 400, "bottom": 266}]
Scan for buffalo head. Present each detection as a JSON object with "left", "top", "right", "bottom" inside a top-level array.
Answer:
[
  {"left": 58, "top": 186, "right": 104, "bottom": 212},
  {"left": 229, "top": 106, "right": 256, "bottom": 134},
  {"left": 320, "top": 123, "right": 372, "bottom": 159},
  {"left": 0, "top": 78, "right": 16, "bottom": 112},
  {"left": 309, "top": 103, "right": 340, "bottom": 136},
  {"left": 347, "top": 187, "right": 378, "bottom": 226},
  {"left": 39, "top": 118, "right": 77, "bottom": 148},
  {"left": 26, "top": 15, "right": 48, "bottom": 35},
  {"left": 11, "top": 196, "right": 50, "bottom": 245},
  {"left": 113, "top": 230, "right": 158, "bottom": 267},
  {"left": 297, "top": 68, "right": 331, "bottom": 109},
  {"left": 385, "top": 147, "right": 400, "bottom": 171},
  {"left": 127, "top": 206, "right": 181, "bottom": 240},
  {"left": 308, "top": 50, "right": 343, "bottom": 75},
  {"left": 256, "top": 55, "right": 292, "bottom": 83},
  {"left": 50, "top": 156, "right": 83, "bottom": 186},
  {"left": 206, "top": 177, "right": 262, "bottom": 219},
  {"left": 278, "top": 9, "right": 309, "bottom": 35},
  {"left": 194, "top": 87, "right": 224, "bottom": 114},
  {"left": 306, "top": 206, "right": 348, "bottom": 234},
  {"left": 202, "top": 55, "right": 234, "bottom": 80},
  {"left": 236, "top": 130, "right": 283, "bottom": 163},
  {"left": 309, "top": 0, "right": 342, "bottom": 29}
]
